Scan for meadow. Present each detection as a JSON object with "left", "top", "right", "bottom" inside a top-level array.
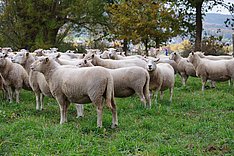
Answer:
[{"left": 0, "top": 77, "right": 233, "bottom": 155}]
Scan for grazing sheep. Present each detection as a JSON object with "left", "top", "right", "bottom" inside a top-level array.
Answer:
[
  {"left": 0, "top": 54, "right": 31, "bottom": 103},
  {"left": 188, "top": 52, "right": 234, "bottom": 91},
  {"left": 77, "top": 59, "right": 151, "bottom": 108},
  {"left": 30, "top": 57, "right": 118, "bottom": 128},
  {"left": 145, "top": 59, "right": 175, "bottom": 104},
  {"left": 13, "top": 52, "right": 52, "bottom": 110},
  {"left": 195, "top": 51, "right": 233, "bottom": 60},
  {"left": 83, "top": 52, "right": 146, "bottom": 69}
]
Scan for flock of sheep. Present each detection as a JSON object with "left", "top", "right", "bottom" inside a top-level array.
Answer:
[{"left": 0, "top": 47, "right": 233, "bottom": 128}]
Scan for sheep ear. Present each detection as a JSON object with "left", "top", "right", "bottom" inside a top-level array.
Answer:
[
  {"left": 45, "top": 57, "right": 49, "bottom": 63},
  {"left": 83, "top": 53, "right": 85, "bottom": 57},
  {"left": 192, "top": 52, "right": 194, "bottom": 55},
  {"left": 91, "top": 54, "right": 94, "bottom": 58},
  {"left": 26, "top": 52, "right": 29, "bottom": 57},
  {"left": 4, "top": 54, "right": 8, "bottom": 58},
  {"left": 154, "top": 58, "right": 160, "bottom": 63},
  {"left": 174, "top": 52, "right": 177, "bottom": 55},
  {"left": 56, "top": 53, "right": 61, "bottom": 58},
  {"left": 84, "top": 60, "right": 87, "bottom": 64}
]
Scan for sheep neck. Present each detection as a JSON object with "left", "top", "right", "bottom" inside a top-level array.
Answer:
[
  {"left": 174, "top": 54, "right": 182, "bottom": 64},
  {"left": 24, "top": 55, "right": 35, "bottom": 74},
  {"left": 93, "top": 55, "right": 108, "bottom": 67},
  {"left": 191, "top": 55, "right": 202, "bottom": 70},
  {"left": 42, "top": 61, "right": 60, "bottom": 84}
]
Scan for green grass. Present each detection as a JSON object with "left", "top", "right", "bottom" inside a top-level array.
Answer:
[{"left": 0, "top": 77, "right": 233, "bottom": 155}]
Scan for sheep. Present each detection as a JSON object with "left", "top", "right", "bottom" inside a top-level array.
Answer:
[
  {"left": 107, "top": 50, "right": 142, "bottom": 60},
  {"left": 170, "top": 52, "right": 197, "bottom": 86},
  {"left": 77, "top": 59, "right": 151, "bottom": 108},
  {"left": 0, "top": 74, "right": 7, "bottom": 99},
  {"left": 195, "top": 51, "right": 233, "bottom": 60},
  {"left": 188, "top": 52, "right": 234, "bottom": 91},
  {"left": 30, "top": 57, "right": 118, "bottom": 128},
  {"left": 13, "top": 51, "right": 53, "bottom": 110},
  {"left": 0, "top": 53, "right": 31, "bottom": 103},
  {"left": 145, "top": 59, "right": 175, "bottom": 104},
  {"left": 83, "top": 52, "right": 146, "bottom": 69}
]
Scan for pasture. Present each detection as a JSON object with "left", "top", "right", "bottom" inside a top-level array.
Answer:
[{"left": 0, "top": 77, "right": 233, "bottom": 155}]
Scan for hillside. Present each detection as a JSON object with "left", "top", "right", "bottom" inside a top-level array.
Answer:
[{"left": 203, "top": 13, "right": 233, "bottom": 41}]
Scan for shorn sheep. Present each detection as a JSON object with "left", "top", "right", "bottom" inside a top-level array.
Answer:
[
  {"left": 0, "top": 54, "right": 31, "bottom": 103},
  {"left": 170, "top": 52, "right": 197, "bottom": 86},
  {"left": 13, "top": 51, "right": 53, "bottom": 110},
  {"left": 77, "top": 59, "right": 151, "bottom": 108},
  {"left": 30, "top": 57, "right": 118, "bottom": 128},
  {"left": 188, "top": 52, "right": 234, "bottom": 91},
  {"left": 145, "top": 59, "right": 175, "bottom": 104}
]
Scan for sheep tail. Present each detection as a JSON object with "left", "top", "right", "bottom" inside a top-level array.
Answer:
[
  {"left": 144, "top": 71, "right": 151, "bottom": 107},
  {"left": 105, "top": 76, "right": 114, "bottom": 109}
]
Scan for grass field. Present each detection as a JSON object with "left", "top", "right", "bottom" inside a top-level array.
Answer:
[{"left": 0, "top": 77, "right": 233, "bottom": 155}]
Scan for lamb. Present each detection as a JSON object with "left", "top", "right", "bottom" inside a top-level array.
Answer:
[
  {"left": 195, "top": 51, "right": 233, "bottom": 60},
  {"left": 83, "top": 52, "right": 146, "bottom": 69},
  {"left": 188, "top": 52, "right": 234, "bottom": 91},
  {"left": 145, "top": 59, "right": 175, "bottom": 104},
  {"left": 77, "top": 59, "right": 151, "bottom": 107},
  {"left": 13, "top": 51, "right": 53, "bottom": 110},
  {"left": 0, "top": 54, "right": 31, "bottom": 103},
  {"left": 30, "top": 57, "right": 118, "bottom": 128}
]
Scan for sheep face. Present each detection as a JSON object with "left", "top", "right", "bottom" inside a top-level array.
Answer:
[
  {"left": 169, "top": 52, "right": 176, "bottom": 60},
  {"left": 0, "top": 54, "right": 7, "bottom": 67},
  {"left": 30, "top": 57, "right": 49, "bottom": 72},
  {"left": 146, "top": 60, "right": 157, "bottom": 72},
  {"left": 188, "top": 52, "right": 195, "bottom": 63},
  {"left": 13, "top": 52, "right": 29, "bottom": 64}
]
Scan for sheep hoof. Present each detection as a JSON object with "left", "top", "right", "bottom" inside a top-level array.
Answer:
[
  {"left": 76, "top": 115, "right": 84, "bottom": 118},
  {"left": 111, "top": 124, "right": 118, "bottom": 129}
]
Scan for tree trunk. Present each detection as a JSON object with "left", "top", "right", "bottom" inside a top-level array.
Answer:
[
  {"left": 122, "top": 39, "right": 128, "bottom": 55},
  {"left": 155, "top": 37, "right": 160, "bottom": 48},
  {"left": 232, "top": 31, "right": 234, "bottom": 56},
  {"left": 194, "top": 1, "right": 203, "bottom": 51}
]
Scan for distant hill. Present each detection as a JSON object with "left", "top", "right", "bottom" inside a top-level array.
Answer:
[{"left": 203, "top": 13, "right": 233, "bottom": 41}]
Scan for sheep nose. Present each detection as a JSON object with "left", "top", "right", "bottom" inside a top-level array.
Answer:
[{"left": 148, "top": 65, "right": 152, "bottom": 68}]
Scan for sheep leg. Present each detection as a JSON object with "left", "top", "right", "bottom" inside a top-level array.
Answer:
[
  {"left": 181, "top": 74, "right": 187, "bottom": 86},
  {"left": 210, "top": 81, "right": 216, "bottom": 88},
  {"left": 75, "top": 104, "right": 84, "bottom": 118},
  {"left": 56, "top": 96, "right": 69, "bottom": 124},
  {"left": 15, "top": 89, "right": 20, "bottom": 103},
  {"left": 94, "top": 97, "right": 103, "bottom": 128},
  {"left": 35, "top": 92, "right": 40, "bottom": 110},
  {"left": 145, "top": 92, "right": 151, "bottom": 109},
  {"left": 169, "top": 88, "right": 173, "bottom": 104},
  {"left": 7, "top": 87, "right": 13, "bottom": 103},
  {"left": 201, "top": 79, "right": 207, "bottom": 92},
  {"left": 40, "top": 93, "right": 44, "bottom": 110},
  {"left": 111, "top": 97, "right": 118, "bottom": 129},
  {"left": 160, "top": 91, "right": 164, "bottom": 100},
  {"left": 136, "top": 90, "right": 146, "bottom": 107}
]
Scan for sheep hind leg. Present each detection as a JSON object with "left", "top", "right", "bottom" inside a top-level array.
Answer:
[
  {"left": 110, "top": 96, "right": 118, "bottom": 129},
  {"left": 201, "top": 79, "right": 207, "bottom": 92},
  {"left": 94, "top": 97, "right": 103, "bottom": 128},
  {"left": 15, "top": 89, "right": 20, "bottom": 103},
  {"left": 56, "top": 96, "right": 70, "bottom": 124},
  {"left": 7, "top": 87, "right": 13, "bottom": 103},
  {"left": 160, "top": 91, "right": 164, "bottom": 100},
  {"left": 135, "top": 89, "right": 147, "bottom": 108},
  {"left": 169, "top": 87, "right": 173, "bottom": 104},
  {"left": 75, "top": 104, "right": 84, "bottom": 118}
]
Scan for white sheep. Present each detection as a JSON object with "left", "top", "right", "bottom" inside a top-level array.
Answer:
[
  {"left": 188, "top": 52, "right": 234, "bottom": 91},
  {"left": 170, "top": 52, "right": 197, "bottom": 86},
  {"left": 83, "top": 52, "right": 146, "bottom": 69},
  {"left": 77, "top": 59, "right": 151, "bottom": 107},
  {"left": 195, "top": 51, "right": 233, "bottom": 60},
  {"left": 30, "top": 57, "right": 118, "bottom": 128},
  {"left": 145, "top": 59, "right": 175, "bottom": 104},
  {"left": 0, "top": 54, "right": 31, "bottom": 103},
  {"left": 13, "top": 52, "right": 53, "bottom": 110}
]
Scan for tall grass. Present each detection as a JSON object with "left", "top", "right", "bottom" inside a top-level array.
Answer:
[{"left": 0, "top": 77, "right": 233, "bottom": 155}]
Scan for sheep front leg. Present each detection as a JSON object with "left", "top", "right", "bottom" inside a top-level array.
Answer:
[
  {"left": 75, "top": 104, "right": 84, "bottom": 118},
  {"left": 35, "top": 92, "right": 40, "bottom": 110},
  {"left": 7, "top": 87, "right": 13, "bottom": 103},
  {"left": 201, "top": 78, "right": 207, "bottom": 92},
  {"left": 169, "top": 88, "right": 173, "bottom": 104},
  {"left": 96, "top": 105, "right": 103, "bottom": 128},
  {"left": 40, "top": 93, "right": 44, "bottom": 110}
]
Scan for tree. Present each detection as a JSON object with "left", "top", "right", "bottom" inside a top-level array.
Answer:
[
  {"left": 0, "top": 0, "right": 108, "bottom": 50},
  {"left": 106, "top": 0, "right": 185, "bottom": 55}
]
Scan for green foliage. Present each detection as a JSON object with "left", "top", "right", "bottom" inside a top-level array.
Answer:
[
  {"left": 106, "top": 0, "right": 185, "bottom": 53},
  {"left": 0, "top": 0, "right": 108, "bottom": 51},
  {"left": 0, "top": 77, "right": 233, "bottom": 155}
]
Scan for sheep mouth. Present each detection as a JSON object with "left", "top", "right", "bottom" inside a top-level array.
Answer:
[{"left": 147, "top": 67, "right": 153, "bottom": 71}]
